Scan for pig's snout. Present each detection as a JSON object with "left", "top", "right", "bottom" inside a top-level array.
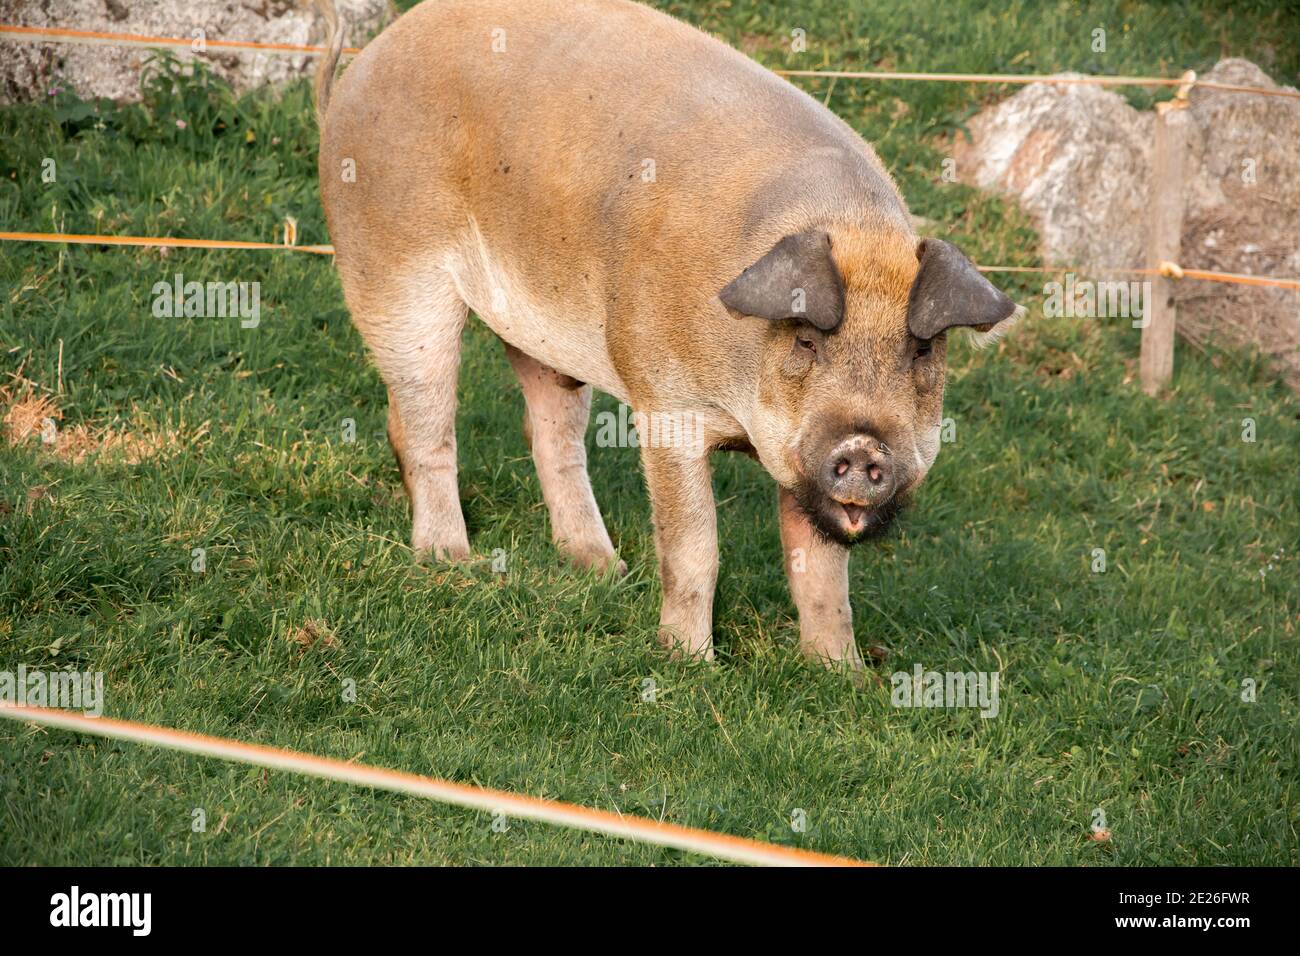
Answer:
[
  {"left": 821, "top": 434, "right": 895, "bottom": 508},
  {"left": 791, "top": 428, "right": 906, "bottom": 546}
]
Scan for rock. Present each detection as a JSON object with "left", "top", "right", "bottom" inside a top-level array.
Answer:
[
  {"left": 954, "top": 59, "right": 1300, "bottom": 387},
  {"left": 0, "top": 0, "right": 393, "bottom": 105},
  {"left": 1178, "top": 59, "right": 1300, "bottom": 388},
  {"left": 952, "top": 76, "right": 1153, "bottom": 271}
]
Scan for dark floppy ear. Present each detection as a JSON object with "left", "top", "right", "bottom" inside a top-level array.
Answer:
[
  {"left": 907, "top": 238, "right": 1017, "bottom": 340},
  {"left": 719, "top": 231, "right": 845, "bottom": 332}
]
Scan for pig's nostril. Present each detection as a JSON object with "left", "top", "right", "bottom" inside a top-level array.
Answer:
[{"left": 825, "top": 438, "right": 893, "bottom": 493}]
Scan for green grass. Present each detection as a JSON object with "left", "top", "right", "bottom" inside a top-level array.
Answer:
[{"left": 1, "top": 0, "right": 1297, "bottom": 865}]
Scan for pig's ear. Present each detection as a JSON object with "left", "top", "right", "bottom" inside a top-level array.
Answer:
[
  {"left": 719, "top": 231, "right": 845, "bottom": 331},
  {"left": 907, "top": 238, "right": 1018, "bottom": 341}
]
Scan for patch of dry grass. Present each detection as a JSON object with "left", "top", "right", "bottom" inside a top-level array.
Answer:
[
  {"left": 1, "top": 374, "right": 182, "bottom": 465},
  {"left": 286, "top": 619, "right": 340, "bottom": 653}
]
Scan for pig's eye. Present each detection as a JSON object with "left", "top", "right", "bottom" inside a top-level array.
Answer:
[
  {"left": 911, "top": 340, "right": 932, "bottom": 363},
  {"left": 797, "top": 336, "right": 817, "bottom": 356}
]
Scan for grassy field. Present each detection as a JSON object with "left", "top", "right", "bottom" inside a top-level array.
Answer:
[{"left": 1, "top": 0, "right": 1296, "bottom": 865}]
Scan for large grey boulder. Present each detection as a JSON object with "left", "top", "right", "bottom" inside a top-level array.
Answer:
[
  {"left": 952, "top": 76, "right": 1154, "bottom": 272},
  {"left": 1178, "top": 59, "right": 1300, "bottom": 385},
  {"left": 0, "top": 0, "right": 394, "bottom": 104}
]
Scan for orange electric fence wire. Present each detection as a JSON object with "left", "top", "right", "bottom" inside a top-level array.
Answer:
[
  {"left": 978, "top": 262, "right": 1300, "bottom": 291},
  {"left": 3, "top": 232, "right": 1298, "bottom": 292},
  {"left": 774, "top": 69, "right": 1300, "bottom": 101},
  {"left": 2, "top": 22, "right": 1297, "bottom": 101},
  {"left": 0, "top": 704, "right": 871, "bottom": 867},
  {"left": 0, "top": 23, "right": 361, "bottom": 56},
  {"left": 0, "top": 230, "right": 335, "bottom": 255}
]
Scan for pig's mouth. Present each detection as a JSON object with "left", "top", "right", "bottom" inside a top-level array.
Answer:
[{"left": 791, "top": 481, "right": 905, "bottom": 547}]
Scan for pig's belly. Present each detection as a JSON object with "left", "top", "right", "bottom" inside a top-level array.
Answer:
[{"left": 444, "top": 244, "right": 630, "bottom": 404}]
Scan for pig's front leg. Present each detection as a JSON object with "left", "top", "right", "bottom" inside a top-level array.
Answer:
[
  {"left": 778, "top": 486, "right": 865, "bottom": 669},
  {"left": 641, "top": 443, "right": 717, "bottom": 661}
]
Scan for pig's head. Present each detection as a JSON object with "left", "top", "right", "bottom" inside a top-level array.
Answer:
[{"left": 721, "top": 230, "right": 1018, "bottom": 546}]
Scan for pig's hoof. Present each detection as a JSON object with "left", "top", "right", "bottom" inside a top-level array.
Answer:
[
  {"left": 566, "top": 546, "right": 627, "bottom": 577},
  {"left": 657, "top": 629, "right": 715, "bottom": 662},
  {"left": 413, "top": 540, "right": 472, "bottom": 563},
  {"left": 800, "top": 651, "right": 869, "bottom": 689},
  {"left": 802, "top": 647, "right": 867, "bottom": 687}
]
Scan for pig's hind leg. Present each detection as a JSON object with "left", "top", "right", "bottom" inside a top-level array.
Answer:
[
  {"left": 356, "top": 269, "right": 471, "bottom": 561},
  {"left": 503, "top": 342, "right": 623, "bottom": 575}
]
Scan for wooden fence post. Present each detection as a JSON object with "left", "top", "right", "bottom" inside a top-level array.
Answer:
[{"left": 1140, "top": 84, "right": 1192, "bottom": 396}]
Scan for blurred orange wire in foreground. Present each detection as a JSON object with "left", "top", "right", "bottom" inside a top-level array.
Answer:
[{"left": 0, "top": 704, "right": 871, "bottom": 867}]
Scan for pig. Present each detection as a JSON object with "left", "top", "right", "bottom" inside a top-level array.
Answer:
[{"left": 314, "top": 0, "right": 1019, "bottom": 668}]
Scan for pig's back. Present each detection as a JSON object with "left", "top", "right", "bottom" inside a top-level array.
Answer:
[
  {"left": 325, "top": 0, "right": 901, "bottom": 257},
  {"left": 321, "top": 0, "right": 908, "bottom": 392}
]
